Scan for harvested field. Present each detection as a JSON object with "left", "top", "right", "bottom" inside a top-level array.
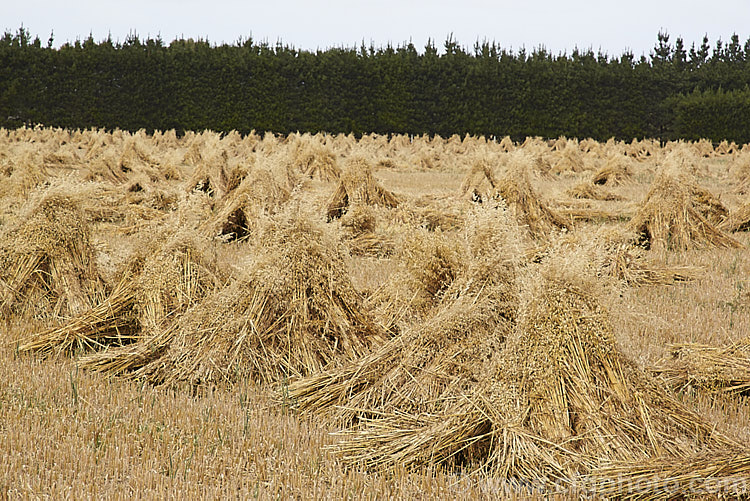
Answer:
[{"left": 2, "top": 127, "right": 750, "bottom": 499}]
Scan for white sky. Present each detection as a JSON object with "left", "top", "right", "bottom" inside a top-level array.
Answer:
[{"left": 3, "top": 0, "right": 749, "bottom": 57}]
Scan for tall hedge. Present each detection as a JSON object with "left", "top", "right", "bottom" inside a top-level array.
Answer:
[
  {"left": 669, "top": 87, "right": 750, "bottom": 143},
  {"left": 2, "top": 28, "right": 750, "bottom": 141}
]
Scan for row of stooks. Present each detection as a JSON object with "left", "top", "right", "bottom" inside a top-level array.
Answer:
[{"left": 1, "top": 148, "right": 750, "bottom": 498}]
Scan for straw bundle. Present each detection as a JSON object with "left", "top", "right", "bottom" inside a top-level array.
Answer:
[
  {"left": 348, "top": 227, "right": 468, "bottom": 334},
  {"left": 555, "top": 205, "right": 632, "bottom": 223},
  {"left": 289, "top": 204, "right": 520, "bottom": 421},
  {"left": 393, "top": 231, "right": 467, "bottom": 312},
  {"left": 135, "top": 216, "right": 387, "bottom": 387},
  {"left": 19, "top": 232, "right": 223, "bottom": 362},
  {"left": 292, "top": 143, "right": 340, "bottom": 181},
  {"left": 0, "top": 195, "right": 105, "bottom": 324},
  {"left": 131, "top": 234, "right": 225, "bottom": 332},
  {"left": 182, "top": 133, "right": 211, "bottom": 166},
  {"left": 533, "top": 230, "right": 701, "bottom": 286},
  {"left": 690, "top": 184, "right": 729, "bottom": 226},
  {"left": 495, "top": 154, "right": 570, "bottom": 238},
  {"left": 0, "top": 154, "right": 49, "bottom": 203},
  {"left": 653, "top": 339, "right": 750, "bottom": 396},
  {"left": 84, "top": 136, "right": 174, "bottom": 186},
  {"left": 118, "top": 137, "right": 163, "bottom": 180},
  {"left": 591, "top": 156, "right": 633, "bottom": 186},
  {"left": 312, "top": 269, "right": 740, "bottom": 491},
  {"left": 627, "top": 169, "right": 741, "bottom": 250},
  {"left": 551, "top": 136, "right": 568, "bottom": 151},
  {"left": 17, "top": 276, "right": 138, "bottom": 356},
  {"left": 531, "top": 154, "right": 553, "bottom": 178},
  {"left": 566, "top": 182, "right": 623, "bottom": 201},
  {"left": 550, "top": 146, "right": 586, "bottom": 174},
  {"left": 578, "top": 138, "right": 600, "bottom": 154},
  {"left": 734, "top": 155, "right": 750, "bottom": 194},
  {"left": 291, "top": 285, "right": 514, "bottom": 424},
  {"left": 74, "top": 235, "right": 223, "bottom": 374},
  {"left": 498, "top": 136, "right": 515, "bottom": 152},
  {"left": 628, "top": 138, "right": 658, "bottom": 159},
  {"left": 598, "top": 244, "right": 700, "bottom": 285},
  {"left": 714, "top": 139, "right": 737, "bottom": 155},
  {"left": 583, "top": 228, "right": 701, "bottom": 285},
  {"left": 584, "top": 449, "right": 750, "bottom": 499},
  {"left": 326, "top": 157, "right": 399, "bottom": 220},
  {"left": 184, "top": 150, "right": 231, "bottom": 199},
  {"left": 692, "top": 139, "right": 714, "bottom": 158},
  {"left": 719, "top": 200, "right": 750, "bottom": 232},
  {"left": 83, "top": 152, "right": 131, "bottom": 184},
  {"left": 396, "top": 195, "right": 466, "bottom": 232},
  {"left": 340, "top": 205, "right": 394, "bottom": 257},
  {"left": 459, "top": 158, "right": 498, "bottom": 203},
  {"left": 42, "top": 148, "right": 80, "bottom": 169},
  {"left": 204, "top": 168, "right": 290, "bottom": 242}
]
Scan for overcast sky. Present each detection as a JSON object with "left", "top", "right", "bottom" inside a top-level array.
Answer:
[{"left": 3, "top": 1, "right": 749, "bottom": 57}]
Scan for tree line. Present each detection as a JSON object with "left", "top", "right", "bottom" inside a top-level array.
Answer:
[{"left": 2, "top": 28, "right": 750, "bottom": 142}]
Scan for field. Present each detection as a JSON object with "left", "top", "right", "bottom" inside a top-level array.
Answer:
[{"left": 1, "top": 127, "right": 750, "bottom": 499}]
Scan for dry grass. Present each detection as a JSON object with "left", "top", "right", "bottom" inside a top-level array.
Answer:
[
  {"left": 289, "top": 204, "right": 520, "bottom": 422},
  {"left": 3, "top": 128, "right": 750, "bottom": 499}
]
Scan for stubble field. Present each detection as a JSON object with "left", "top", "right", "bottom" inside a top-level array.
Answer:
[{"left": 1, "top": 127, "right": 750, "bottom": 499}]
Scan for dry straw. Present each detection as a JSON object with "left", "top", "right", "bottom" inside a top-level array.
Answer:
[
  {"left": 184, "top": 150, "right": 233, "bottom": 200},
  {"left": 734, "top": 155, "right": 750, "bottom": 194},
  {"left": 291, "top": 140, "right": 341, "bottom": 181},
  {"left": 76, "top": 230, "right": 224, "bottom": 372},
  {"left": 459, "top": 158, "right": 499, "bottom": 203},
  {"left": 17, "top": 275, "right": 138, "bottom": 356},
  {"left": 566, "top": 182, "right": 624, "bottom": 201},
  {"left": 715, "top": 139, "right": 738, "bottom": 155},
  {"left": 627, "top": 167, "right": 741, "bottom": 250},
  {"left": 719, "top": 200, "right": 750, "bottom": 232},
  {"left": 372, "top": 229, "right": 468, "bottom": 320},
  {"left": 1, "top": 194, "right": 105, "bottom": 326},
  {"left": 18, "top": 232, "right": 223, "bottom": 362},
  {"left": 132, "top": 215, "right": 387, "bottom": 387},
  {"left": 653, "top": 338, "right": 750, "bottom": 396},
  {"left": 460, "top": 153, "right": 569, "bottom": 238},
  {"left": 339, "top": 205, "right": 395, "bottom": 257},
  {"left": 530, "top": 229, "right": 701, "bottom": 286},
  {"left": 584, "top": 449, "right": 750, "bottom": 499},
  {"left": 0, "top": 152, "right": 49, "bottom": 207},
  {"left": 289, "top": 203, "right": 520, "bottom": 422},
  {"left": 498, "top": 136, "right": 515, "bottom": 152},
  {"left": 294, "top": 261, "right": 746, "bottom": 494},
  {"left": 591, "top": 155, "right": 633, "bottom": 186},
  {"left": 550, "top": 145, "right": 586, "bottom": 174},
  {"left": 496, "top": 153, "right": 570, "bottom": 238},
  {"left": 394, "top": 195, "right": 466, "bottom": 232},
  {"left": 326, "top": 157, "right": 399, "bottom": 220},
  {"left": 203, "top": 168, "right": 291, "bottom": 242},
  {"left": 627, "top": 138, "right": 659, "bottom": 160}
]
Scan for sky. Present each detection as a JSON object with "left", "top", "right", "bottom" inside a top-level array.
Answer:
[{"left": 3, "top": 0, "right": 750, "bottom": 58}]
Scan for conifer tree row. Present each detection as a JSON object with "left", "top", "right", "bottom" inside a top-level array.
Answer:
[{"left": 2, "top": 28, "right": 750, "bottom": 142}]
